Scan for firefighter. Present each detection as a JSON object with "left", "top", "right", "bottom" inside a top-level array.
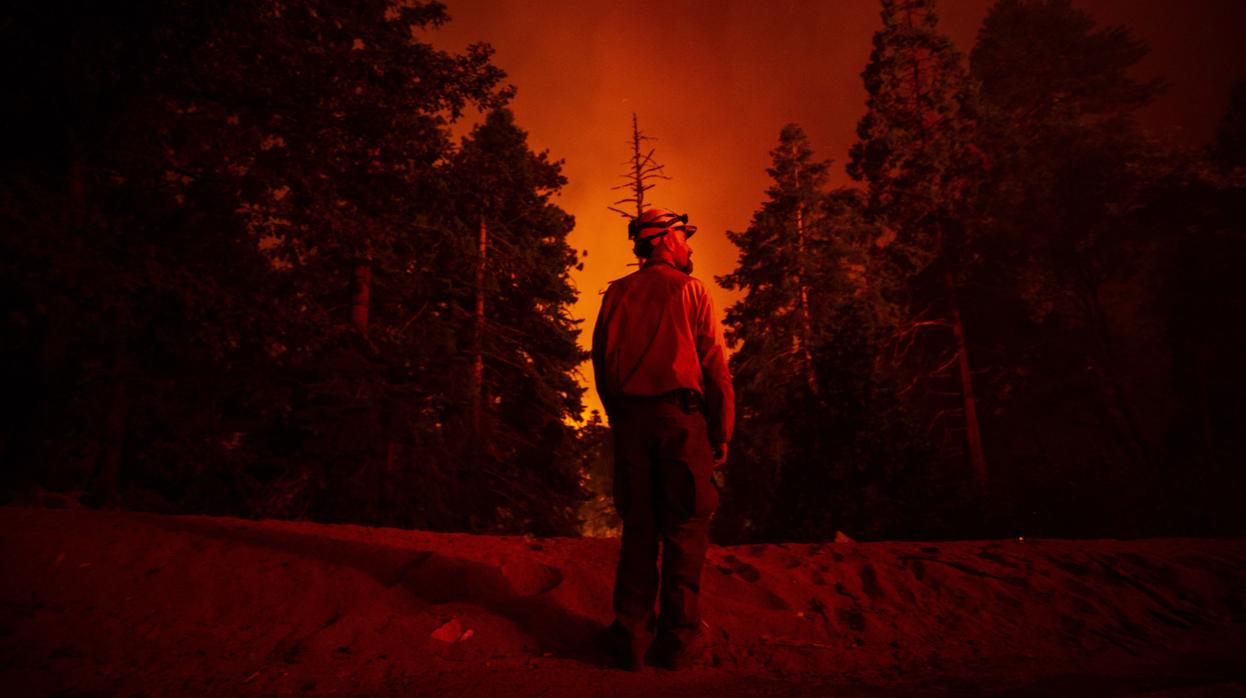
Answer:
[{"left": 591, "top": 208, "right": 735, "bottom": 670}]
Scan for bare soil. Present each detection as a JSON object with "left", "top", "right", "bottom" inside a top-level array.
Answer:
[{"left": 2, "top": 507, "right": 1244, "bottom": 696}]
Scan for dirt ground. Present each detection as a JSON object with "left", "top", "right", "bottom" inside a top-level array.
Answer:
[{"left": 2, "top": 507, "right": 1244, "bottom": 696}]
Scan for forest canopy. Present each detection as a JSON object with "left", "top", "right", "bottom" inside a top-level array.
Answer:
[{"left": 2, "top": 0, "right": 1243, "bottom": 541}]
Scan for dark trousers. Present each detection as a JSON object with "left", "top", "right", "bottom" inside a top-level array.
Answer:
[{"left": 609, "top": 396, "right": 718, "bottom": 650}]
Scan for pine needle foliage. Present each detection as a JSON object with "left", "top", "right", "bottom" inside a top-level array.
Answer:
[
  {"left": 715, "top": 125, "right": 924, "bottom": 542},
  {"left": 848, "top": 0, "right": 989, "bottom": 500}
]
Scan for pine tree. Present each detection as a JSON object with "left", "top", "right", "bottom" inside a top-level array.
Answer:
[
  {"left": 973, "top": 0, "right": 1159, "bottom": 134},
  {"left": 0, "top": 0, "right": 521, "bottom": 526},
  {"left": 716, "top": 125, "right": 901, "bottom": 541},
  {"left": 721, "top": 125, "right": 831, "bottom": 402},
  {"left": 196, "top": 0, "right": 514, "bottom": 527},
  {"left": 575, "top": 410, "right": 619, "bottom": 537},
  {"left": 848, "top": 0, "right": 988, "bottom": 491},
  {"left": 1158, "top": 87, "right": 1246, "bottom": 532},
  {"left": 968, "top": 0, "right": 1164, "bottom": 507},
  {"left": 445, "top": 108, "right": 587, "bottom": 534},
  {"left": 716, "top": 126, "right": 828, "bottom": 538}
]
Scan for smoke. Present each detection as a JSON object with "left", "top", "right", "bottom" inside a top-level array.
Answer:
[{"left": 429, "top": 0, "right": 1246, "bottom": 420}]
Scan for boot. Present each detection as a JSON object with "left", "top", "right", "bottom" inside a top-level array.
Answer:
[
  {"left": 599, "top": 622, "right": 648, "bottom": 672},
  {"left": 651, "top": 630, "right": 706, "bottom": 671}
]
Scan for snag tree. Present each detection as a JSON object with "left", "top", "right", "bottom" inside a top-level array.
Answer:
[{"left": 607, "top": 113, "right": 671, "bottom": 221}]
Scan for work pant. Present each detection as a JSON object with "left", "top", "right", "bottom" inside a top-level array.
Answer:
[{"left": 609, "top": 395, "right": 719, "bottom": 650}]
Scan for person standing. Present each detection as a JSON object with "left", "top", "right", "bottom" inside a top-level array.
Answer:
[{"left": 591, "top": 208, "right": 734, "bottom": 671}]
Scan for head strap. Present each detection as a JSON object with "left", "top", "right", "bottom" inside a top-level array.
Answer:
[{"left": 628, "top": 212, "right": 696, "bottom": 240}]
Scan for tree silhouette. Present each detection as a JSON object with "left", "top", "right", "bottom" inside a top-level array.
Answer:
[
  {"left": 445, "top": 108, "right": 588, "bottom": 534},
  {"left": 968, "top": 0, "right": 1164, "bottom": 508},
  {"left": 607, "top": 113, "right": 671, "bottom": 221},
  {"left": 0, "top": 0, "right": 593, "bottom": 534},
  {"left": 716, "top": 125, "right": 925, "bottom": 541},
  {"left": 849, "top": 0, "right": 988, "bottom": 491}
]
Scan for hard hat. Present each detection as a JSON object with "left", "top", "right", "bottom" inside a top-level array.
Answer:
[{"left": 628, "top": 208, "right": 697, "bottom": 256}]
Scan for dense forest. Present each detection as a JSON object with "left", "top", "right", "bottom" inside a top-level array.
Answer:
[
  {"left": 0, "top": 0, "right": 587, "bottom": 535},
  {"left": 2, "top": 0, "right": 1243, "bottom": 542},
  {"left": 714, "top": 0, "right": 1246, "bottom": 542}
]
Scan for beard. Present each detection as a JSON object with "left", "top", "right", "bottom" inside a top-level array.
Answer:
[{"left": 677, "top": 258, "right": 694, "bottom": 274}]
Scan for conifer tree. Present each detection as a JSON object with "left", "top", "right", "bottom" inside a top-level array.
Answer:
[
  {"left": 445, "top": 108, "right": 587, "bottom": 534},
  {"left": 721, "top": 125, "right": 831, "bottom": 403},
  {"left": 717, "top": 125, "right": 902, "bottom": 541},
  {"left": 1159, "top": 88, "right": 1246, "bottom": 531},
  {"left": 848, "top": 0, "right": 988, "bottom": 490},
  {"left": 717, "top": 125, "right": 828, "bottom": 539},
  {"left": 0, "top": 0, "right": 559, "bottom": 530},
  {"left": 967, "top": 0, "right": 1166, "bottom": 523}
]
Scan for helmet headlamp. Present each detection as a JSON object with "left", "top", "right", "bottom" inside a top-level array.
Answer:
[{"left": 627, "top": 212, "right": 697, "bottom": 241}]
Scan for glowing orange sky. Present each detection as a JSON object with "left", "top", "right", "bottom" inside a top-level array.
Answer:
[{"left": 430, "top": 0, "right": 1246, "bottom": 421}]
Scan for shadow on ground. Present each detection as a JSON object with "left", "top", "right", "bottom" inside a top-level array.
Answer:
[{"left": 147, "top": 515, "right": 613, "bottom": 667}]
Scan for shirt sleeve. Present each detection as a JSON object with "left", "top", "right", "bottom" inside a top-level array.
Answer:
[{"left": 691, "top": 279, "right": 735, "bottom": 445}]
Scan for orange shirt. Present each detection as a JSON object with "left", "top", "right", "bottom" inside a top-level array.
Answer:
[{"left": 591, "top": 261, "right": 735, "bottom": 445}]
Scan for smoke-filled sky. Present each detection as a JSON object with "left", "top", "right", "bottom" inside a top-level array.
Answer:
[{"left": 430, "top": 0, "right": 1246, "bottom": 420}]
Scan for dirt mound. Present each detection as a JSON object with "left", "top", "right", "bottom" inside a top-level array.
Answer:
[{"left": 2, "top": 507, "right": 1244, "bottom": 696}]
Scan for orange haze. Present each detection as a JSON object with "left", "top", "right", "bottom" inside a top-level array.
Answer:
[{"left": 430, "top": 0, "right": 1246, "bottom": 422}]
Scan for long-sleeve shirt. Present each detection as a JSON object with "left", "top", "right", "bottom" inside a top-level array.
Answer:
[{"left": 591, "top": 260, "right": 735, "bottom": 445}]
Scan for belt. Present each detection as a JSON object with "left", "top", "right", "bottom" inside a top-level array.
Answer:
[{"left": 614, "top": 388, "right": 704, "bottom": 413}]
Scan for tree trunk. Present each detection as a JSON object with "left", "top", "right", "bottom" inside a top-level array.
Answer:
[
  {"left": 791, "top": 159, "right": 820, "bottom": 399},
  {"left": 945, "top": 266, "right": 987, "bottom": 490},
  {"left": 1194, "top": 340, "right": 1218, "bottom": 472},
  {"left": 631, "top": 113, "right": 644, "bottom": 219},
  {"left": 97, "top": 307, "right": 128, "bottom": 506},
  {"left": 352, "top": 263, "right": 371, "bottom": 336},
  {"left": 471, "top": 217, "right": 487, "bottom": 442},
  {"left": 1085, "top": 283, "right": 1152, "bottom": 472}
]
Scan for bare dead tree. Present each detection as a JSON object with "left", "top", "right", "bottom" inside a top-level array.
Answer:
[{"left": 607, "top": 113, "right": 670, "bottom": 220}]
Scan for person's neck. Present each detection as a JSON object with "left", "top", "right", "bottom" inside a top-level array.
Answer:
[
  {"left": 644, "top": 247, "right": 683, "bottom": 267},
  {"left": 643, "top": 257, "right": 681, "bottom": 272}
]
